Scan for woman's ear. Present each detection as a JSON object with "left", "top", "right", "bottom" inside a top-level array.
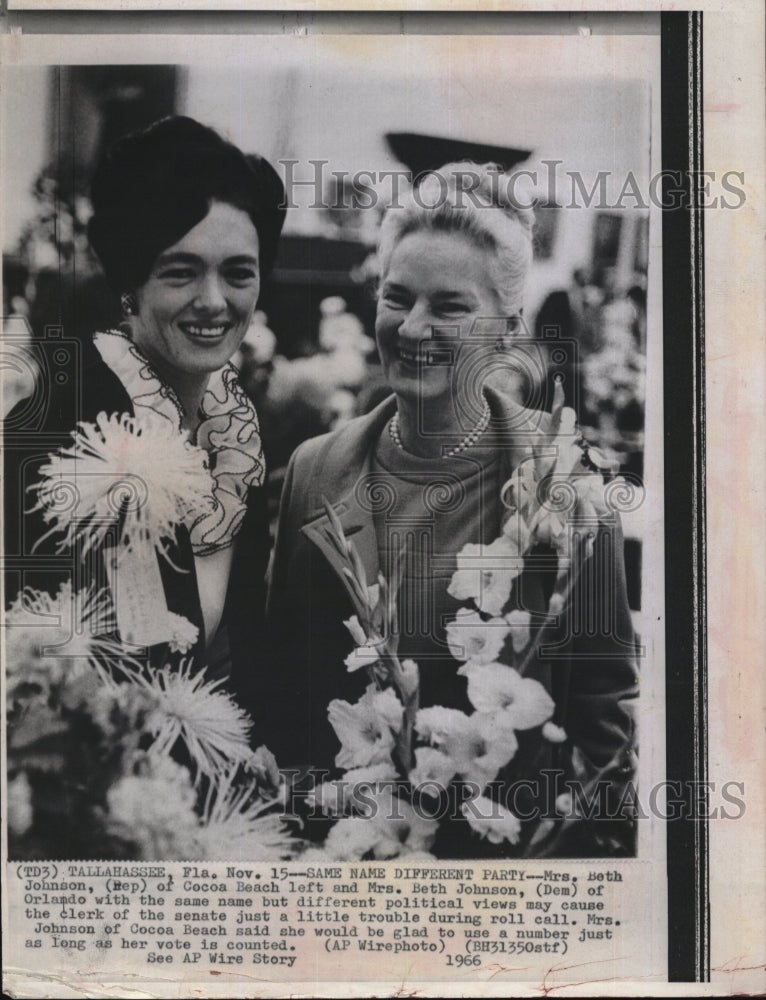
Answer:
[{"left": 120, "top": 291, "right": 138, "bottom": 318}]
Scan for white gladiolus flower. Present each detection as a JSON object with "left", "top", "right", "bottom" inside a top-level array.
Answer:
[
  {"left": 414, "top": 706, "right": 470, "bottom": 746},
  {"left": 409, "top": 747, "right": 457, "bottom": 793},
  {"left": 323, "top": 788, "right": 437, "bottom": 860},
  {"left": 462, "top": 795, "right": 522, "bottom": 845},
  {"left": 344, "top": 643, "right": 382, "bottom": 673},
  {"left": 342, "top": 614, "right": 367, "bottom": 646},
  {"left": 399, "top": 658, "right": 420, "bottom": 700},
  {"left": 548, "top": 593, "right": 566, "bottom": 617},
  {"left": 308, "top": 781, "right": 350, "bottom": 818},
  {"left": 308, "top": 763, "right": 398, "bottom": 817},
  {"left": 298, "top": 847, "right": 334, "bottom": 862},
  {"left": 445, "top": 609, "right": 510, "bottom": 665},
  {"left": 328, "top": 684, "right": 403, "bottom": 769},
  {"left": 531, "top": 504, "right": 569, "bottom": 549},
  {"left": 550, "top": 408, "right": 585, "bottom": 477},
  {"left": 501, "top": 509, "right": 532, "bottom": 556},
  {"left": 555, "top": 792, "right": 575, "bottom": 816},
  {"left": 459, "top": 663, "right": 555, "bottom": 730},
  {"left": 323, "top": 816, "right": 387, "bottom": 860},
  {"left": 343, "top": 763, "right": 399, "bottom": 802},
  {"left": 366, "top": 584, "right": 380, "bottom": 612},
  {"left": 448, "top": 537, "right": 523, "bottom": 617},
  {"left": 572, "top": 468, "right": 612, "bottom": 519},
  {"left": 504, "top": 609, "right": 532, "bottom": 654},
  {"left": 247, "top": 745, "right": 282, "bottom": 790},
  {"left": 363, "top": 787, "right": 438, "bottom": 858},
  {"left": 416, "top": 706, "right": 518, "bottom": 790},
  {"left": 542, "top": 721, "right": 568, "bottom": 743},
  {"left": 500, "top": 458, "right": 537, "bottom": 519}
]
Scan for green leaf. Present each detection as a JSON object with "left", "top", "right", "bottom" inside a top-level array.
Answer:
[{"left": 322, "top": 496, "right": 348, "bottom": 549}]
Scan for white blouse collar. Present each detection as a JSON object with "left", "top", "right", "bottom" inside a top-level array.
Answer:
[{"left": 93, "top": 328, "right": 264, "bottom": 556}]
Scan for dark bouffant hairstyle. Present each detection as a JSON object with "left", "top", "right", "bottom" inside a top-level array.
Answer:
[{"left": 88, "top": 116, "right": 286, "bottom": 292}]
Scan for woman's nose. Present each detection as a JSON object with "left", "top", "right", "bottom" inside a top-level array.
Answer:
[
  {"left": 194, "top": 273, "right": 227, "bottom": 313},
  {"left": 398, "top": 303, "right": 432, "bottom": 343}
]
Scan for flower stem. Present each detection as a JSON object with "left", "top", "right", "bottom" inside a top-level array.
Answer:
[
  {"left": 384, "top": 649, "right": 419, "bottom": 776},
  {"left": 516, "top": 573, "right": 576, "bottom": 677}
]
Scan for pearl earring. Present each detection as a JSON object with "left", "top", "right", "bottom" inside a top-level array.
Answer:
[{"left": 120, "top": 292, "right": 137, "bottom": 318}]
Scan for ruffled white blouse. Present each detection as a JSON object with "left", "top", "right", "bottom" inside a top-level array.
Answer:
[{"left": 93, "top": 329, "right": 265, "bottom": 644}]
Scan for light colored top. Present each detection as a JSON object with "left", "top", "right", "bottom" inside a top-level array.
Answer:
[{"left": 372, "top": 426, "right": 501, "bottom": 708}]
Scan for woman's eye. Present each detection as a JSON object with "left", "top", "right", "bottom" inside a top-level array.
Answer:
[
  {"left": 226, "top": 267, "right": 258, "bottom": 284},
  {"left": 382, "top": 292, "right": 409, "bottom": 309},
  {"left": 158, "top": 267, "right": 195, "bottom": 282},
  {"left": 435, "top": 301, "right": 470, "bottom": 316}
]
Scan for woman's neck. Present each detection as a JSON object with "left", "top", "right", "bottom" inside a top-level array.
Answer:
[
  {"left": 395, "top": 395, "right": 468, "bottom": 459},
  {"left": 169, "top": 374, "right": 210, "bottom": 434},
  {"left": 125, "top": 321, "right": 211, "bottom": 433},
  {"left": 144, "top": 354, "right": 210, "bottom": 434}
]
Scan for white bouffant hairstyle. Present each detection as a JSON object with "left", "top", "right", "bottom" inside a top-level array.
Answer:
[{"left": 377, "top": 161, "right": 535, "bottom": 316}]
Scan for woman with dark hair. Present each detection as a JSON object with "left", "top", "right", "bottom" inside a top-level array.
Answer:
[
  {"left": 266, "top": 163, "right": 638, "bottom": 859},
  {"left": 4, "top": 116, "right": 286, "bottom": 718}
]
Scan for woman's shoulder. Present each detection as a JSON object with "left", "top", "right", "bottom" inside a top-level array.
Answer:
[
  {"left": 61, "top": 335, "right": 133, "bottom": 428},
  {"left": 289, "top": 395, "right": 397, "bottom": 476},
  {"left": 9, "top": 334, "right": 132, "bottom": 437},
  {"left": 80, "top": 336, "right": 134, "bottom": 415}
]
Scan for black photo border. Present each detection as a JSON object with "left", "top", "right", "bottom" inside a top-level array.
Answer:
[{"left": 661, "top": 9, "right": 709, "bottom": 984}]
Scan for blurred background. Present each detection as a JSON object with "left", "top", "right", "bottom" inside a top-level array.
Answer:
[{"left": 2, "top": 44, "right": 654, "bottom": 613}]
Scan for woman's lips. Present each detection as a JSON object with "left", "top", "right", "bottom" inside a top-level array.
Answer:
[
  {"left": 394, "top": 345, "right": 452, "bottom": 366},
  {"left": 179, "top": 322, "right": 231, "bottom": 341},
  {"left": 395, "top": 346, "right": 427, "bottom": 364}
]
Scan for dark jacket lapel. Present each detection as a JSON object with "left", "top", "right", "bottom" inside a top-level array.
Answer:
[{"left": 298, "top": 396, "right": 397, "bottom": 602}]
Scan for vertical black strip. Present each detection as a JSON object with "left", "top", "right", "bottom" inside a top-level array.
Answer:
[
  {"left": 692, "top": 10, "right": 709, "bottom": 981},
  {"left": 53, "top": 65, "right": 63, "bottom": 329},
  {"left": 661, "top": 10, "right": 709, "bottom": 982}
]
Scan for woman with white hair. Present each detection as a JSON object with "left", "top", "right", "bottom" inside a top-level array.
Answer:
[{"left": 266, "top": 163, "right": 638, "bottom": 858}]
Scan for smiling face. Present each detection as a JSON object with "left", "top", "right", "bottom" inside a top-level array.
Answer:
[
  {"left": 375, "top": 230, "right": 503, "bottom": 413},
  {"left": 131, "top": 200, "right": 261, "bottom": 384}
]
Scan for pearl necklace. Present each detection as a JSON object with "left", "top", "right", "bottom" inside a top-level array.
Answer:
[{"left": 388, "top": 398, "right": 492, "bottom": 458}]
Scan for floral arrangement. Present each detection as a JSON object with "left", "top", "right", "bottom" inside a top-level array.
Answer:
[
  {"left": 7, "top": 408, "right": 299, "bottom": 861},
  {"left": 5, "top": 580, "right": 300, "bottom": 861},
  {"left": 7, "top": 381, "right": 634, "bottom": 861},
  {"left": 306, "top": 384, "right": 636, "bottom": 860}
]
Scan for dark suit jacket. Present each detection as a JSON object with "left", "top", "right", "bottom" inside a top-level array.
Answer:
[
  {"left": 264, "top": 387, "right": 639, "bottom": 855},
  {"left": 3, "top": 336, "right": 269, "bottom": 721}
]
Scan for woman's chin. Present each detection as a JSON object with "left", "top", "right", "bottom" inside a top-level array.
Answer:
[
  {"left": 388, "top": 371, "right": 452, "bottom": 406},
  {"left": 175, "top": 342, "right": 242, "bottom": 375}
]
